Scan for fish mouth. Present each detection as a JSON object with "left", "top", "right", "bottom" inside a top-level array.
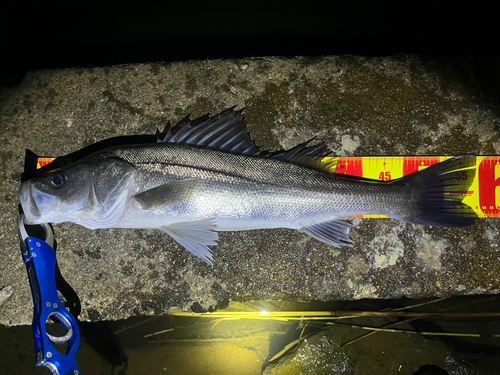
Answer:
[{"left": 19, "top": 182, "right": 41, "bottom": 223}]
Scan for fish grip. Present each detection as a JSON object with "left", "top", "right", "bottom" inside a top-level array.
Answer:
[{"left": 17, "top": 214, "right": 82, "bottom": 375}]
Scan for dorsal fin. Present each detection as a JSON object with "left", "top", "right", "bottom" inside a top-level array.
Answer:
[
  {"left": 155, "top": 120, "right": 171, "bottom": 142},
  {"left": 156, "top": 107, "right": 260, "bottom": 155},
  {"left": 156, "top": 108, "right": 338, "bottom": 172},
  {"left": 268, "top": 138, "right": 338, "bottom": 172}
]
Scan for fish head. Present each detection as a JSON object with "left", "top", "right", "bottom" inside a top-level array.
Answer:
[{"left": 19, "top": 156, "right": 136, "bottom": 228}]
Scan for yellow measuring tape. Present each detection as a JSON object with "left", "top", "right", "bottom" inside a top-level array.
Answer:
[
  {"left": 330, "top": 156, "right": 500, "bottom": 218},
  {"left": 37, "top": 156, "right": 500, "bottom": 218}
]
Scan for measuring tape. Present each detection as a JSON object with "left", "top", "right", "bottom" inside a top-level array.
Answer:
[
  {"left": 37, "top": 156, "right": 500, "bottom": 218},
  {"left": 331, "top": 156, "right": 500, "bottom": 218}
]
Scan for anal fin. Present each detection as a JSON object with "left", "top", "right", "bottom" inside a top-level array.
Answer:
[
  {"left": 161, "top": 218, "right": 218, "bottom": 264},
  {"left": 300, "top": 220, "right": 353, "bottom": 247}
]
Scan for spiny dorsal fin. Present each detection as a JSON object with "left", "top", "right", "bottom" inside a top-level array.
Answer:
[
  {"left": 156, "top": 107, "right": 260, "bottom": 155},
  {"left": 155, "top": 120, "right": 171, "bottom": 142},
  {"left": 156, "top": 108, "right": 338, "bottom": 172}
]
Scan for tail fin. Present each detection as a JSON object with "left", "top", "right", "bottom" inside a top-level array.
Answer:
[{"left": 401, "top": 155, "right": 477, "bottom": 227}]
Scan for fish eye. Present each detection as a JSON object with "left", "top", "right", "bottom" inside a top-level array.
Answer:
[{"left": 49, "top": 172, "right": 66, "bottom": 188}]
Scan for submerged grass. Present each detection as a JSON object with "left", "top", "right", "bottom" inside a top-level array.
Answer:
[{"left": 163, "top": 295, "right": 500, "bottom": 365}]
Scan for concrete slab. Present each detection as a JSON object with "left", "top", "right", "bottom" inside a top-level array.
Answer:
[{"left": 1, "top": 56, "right": 499, "bottom": 326}]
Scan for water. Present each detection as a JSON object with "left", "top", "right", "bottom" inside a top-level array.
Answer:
[{"left": 1, "top": 296, "right": 500, "bottom": 374}]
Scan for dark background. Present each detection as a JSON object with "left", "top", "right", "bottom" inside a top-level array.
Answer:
[{"left": 1, "top": 2, "right": 499, "bottom": 94}]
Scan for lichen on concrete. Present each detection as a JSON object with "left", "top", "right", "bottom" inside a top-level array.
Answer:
[{"left": 0, "top": 55, "right": 499, "bottom": 326}]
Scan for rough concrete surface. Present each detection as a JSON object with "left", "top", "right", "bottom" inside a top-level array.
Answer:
[{"left": 0, "top": 56, "right": 499, "bottom": 326}]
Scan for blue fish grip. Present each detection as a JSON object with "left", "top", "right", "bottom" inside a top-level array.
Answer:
[{"left": 17, "top": 215, "right": 82, "bottom": 375}]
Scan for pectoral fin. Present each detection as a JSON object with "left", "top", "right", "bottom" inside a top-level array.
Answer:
[
  {"left": 300, "top": 220, "right": 353, "bottom": 247},
  {"left": 133, "top": 179, "right": 203, "bottom": 211},
  {"left": 161, "top": 218, "right": 218, "bottom": 264}
]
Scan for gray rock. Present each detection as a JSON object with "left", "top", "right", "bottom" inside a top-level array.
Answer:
[{"left": 1, "top": 56, "right": 499, "bottom": 326}]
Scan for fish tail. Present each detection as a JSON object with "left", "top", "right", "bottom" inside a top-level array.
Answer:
[{"left": 400, "top": 155, "right": 477, "bottom": 227}]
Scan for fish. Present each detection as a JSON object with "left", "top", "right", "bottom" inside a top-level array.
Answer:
[{"left": 19, "top": 109, "right": 477, "bottom": 264}]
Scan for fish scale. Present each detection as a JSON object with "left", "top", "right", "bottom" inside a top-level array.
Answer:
[{"left": 110, "top": 145, "right": 410, "bottom": 224}]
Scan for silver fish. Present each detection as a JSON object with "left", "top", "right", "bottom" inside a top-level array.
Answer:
[{"left": 19, "top": 109, "right": 477, "bottom": 264}]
